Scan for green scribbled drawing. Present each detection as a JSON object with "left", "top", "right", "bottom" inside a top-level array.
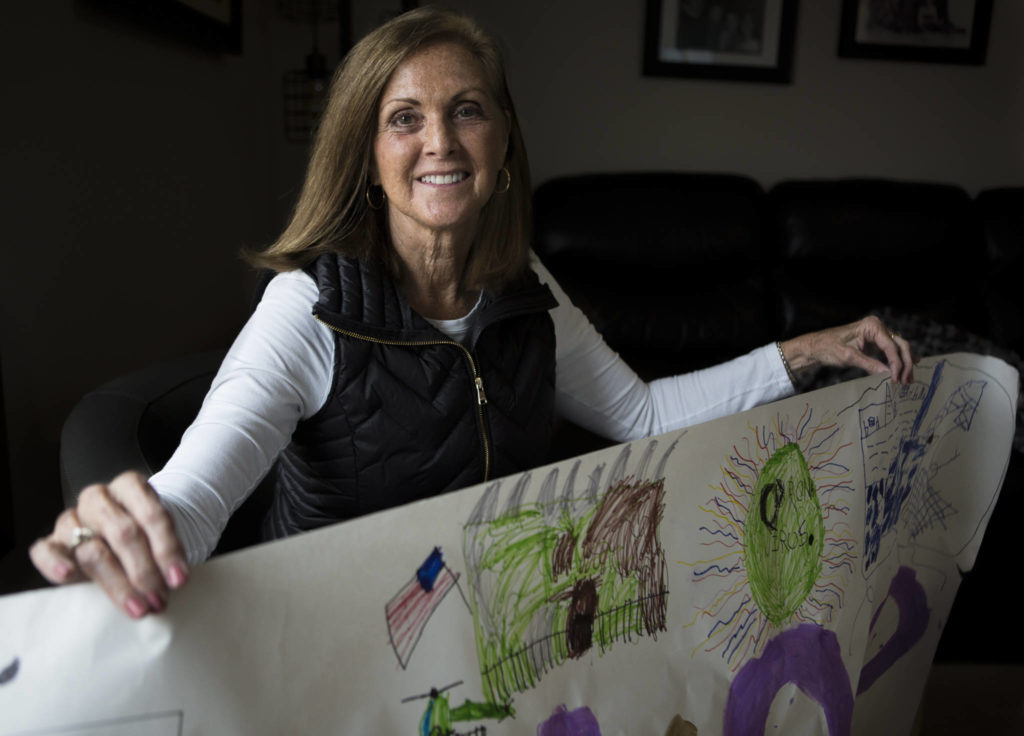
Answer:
[
  {"left": 418, "top": 689, "right": 512, "bottom": 736},
  {"left": 744, "top": 443, "right": 825, "bottom": 625},
  {"left": 464, "top": 475, "right": 668, "bottom": 705}
]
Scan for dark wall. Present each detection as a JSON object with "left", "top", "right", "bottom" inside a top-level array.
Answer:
[
  {"left": 0, "top": 1, "right": 280, "bottom": 563},
  {"left": 0, "top": 356, "right": 12, "bottom": 558}
]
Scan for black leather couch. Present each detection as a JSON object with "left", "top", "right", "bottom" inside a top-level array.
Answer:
[
  {"left": 533, "top": 173, "right": 1022, "bottom": 377},
  {"left": 533, "top": 173, "right": 1024, "bottom": 662}
]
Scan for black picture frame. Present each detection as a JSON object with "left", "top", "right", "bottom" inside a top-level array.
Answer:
[
  {"left": 86, "top": 0, "right": 243, "bottom": 55},
  {"left": 838, "top": 0, "right": 992, "bottom": 65},
  {"left": 643, "top": 0, "right": 798, "bottom": 83}
]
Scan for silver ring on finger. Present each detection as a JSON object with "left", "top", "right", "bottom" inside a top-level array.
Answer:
[
  {"left": 68, "top": 510, "right": 99, "bottom": 553},
  {"left": 889, "top": 331, "right": 901, "bottom": 340}
]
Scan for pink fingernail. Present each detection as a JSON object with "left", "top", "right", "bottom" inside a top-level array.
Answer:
[
  {"left": 125, "top": 597, "right": 148, "bottom": 619},
  {"left": 168, "top": 563, "right": 188, "bottom": 588},
  {"left": 146, "top": 592, "right": 166, "bottom": 613},
  {"left": 54, "top": 562, "right": 72, "bottom": 581}
]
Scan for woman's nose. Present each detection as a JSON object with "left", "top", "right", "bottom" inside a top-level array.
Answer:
[{"left": 424, "top": 117, "right": 457, "bottom": 157}]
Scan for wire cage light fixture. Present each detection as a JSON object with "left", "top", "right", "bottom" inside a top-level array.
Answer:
[{"left": 280, "top": 0, "right": 348, "bottom": 143}]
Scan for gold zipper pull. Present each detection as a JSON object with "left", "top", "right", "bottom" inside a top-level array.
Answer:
[{"left": 475, "top": 376, "right": 488, "bottom": 405}]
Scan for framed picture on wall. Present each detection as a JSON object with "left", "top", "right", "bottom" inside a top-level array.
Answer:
[
  {"left": 643, "top": 0, "right": 798, "bottom": 83},
  {"left": 838, "top": 0, "right": 992, "bottom": 65}
]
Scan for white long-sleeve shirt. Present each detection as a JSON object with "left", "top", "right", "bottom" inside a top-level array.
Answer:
[{"left": 152, "top": 256, "right": 794, "bottom": 564}]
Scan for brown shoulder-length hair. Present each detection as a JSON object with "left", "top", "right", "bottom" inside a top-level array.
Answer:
[{"left": 247, "top": 7, "right": 532, "bottom": 291}]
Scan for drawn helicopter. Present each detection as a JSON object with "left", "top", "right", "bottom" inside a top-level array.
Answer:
[{"left": 402, "top": 680, "right": 513, "bottom": 736}]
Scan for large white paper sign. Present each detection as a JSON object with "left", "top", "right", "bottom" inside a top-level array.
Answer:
[{"left": 0, "top": 354, "right": 1017, "bottom": 735}]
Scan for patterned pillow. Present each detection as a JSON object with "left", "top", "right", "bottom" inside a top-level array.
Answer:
[{"left": 796, "top": 308, "right": 1023, "bottom": 453}]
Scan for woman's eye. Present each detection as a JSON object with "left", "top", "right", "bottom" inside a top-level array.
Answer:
[
  {"left": 390, "top": 111, "right": 419, "bottom": 127},
  {"left": 454, "top": 104, "right": 483, "bottom": 120}
]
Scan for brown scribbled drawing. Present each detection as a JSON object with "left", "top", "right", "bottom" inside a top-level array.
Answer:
[
  {"left": 463, "top": 437, "right": 680, "bottom": 704},
  {"left": 665, "top": 714, "right": 699, "bottom": 736}
]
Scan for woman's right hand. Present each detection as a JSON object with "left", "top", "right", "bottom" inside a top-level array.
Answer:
[{"left": 29, "top": 471, "right": 189, "bottom": 618}]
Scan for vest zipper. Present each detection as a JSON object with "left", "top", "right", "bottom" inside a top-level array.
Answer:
[{"left": 312, "top": 314, "right": 492, "bottom": 482}]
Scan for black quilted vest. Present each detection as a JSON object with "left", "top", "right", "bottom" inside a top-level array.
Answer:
[{"left": 261, "top": 253, "right": 558, "bottom": 541}]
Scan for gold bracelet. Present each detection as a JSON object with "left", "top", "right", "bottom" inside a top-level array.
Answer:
[{"left": 776, "top": 341, "right": 796, "bottom": 387}]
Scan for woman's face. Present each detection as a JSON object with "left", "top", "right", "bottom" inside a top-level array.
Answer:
[{"left": 373, "top": 42, "right": 509, "bottom": 246}]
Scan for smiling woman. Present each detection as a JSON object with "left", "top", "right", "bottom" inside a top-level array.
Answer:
[
  {"left": 31, "top": 7, "right": 916, "bottom": 621},
  {"left": 372, "top": 42, "right": 513, "bottom": 318},
  {"left": 250, "top": 8, "right": 533, "bottom": 295}
]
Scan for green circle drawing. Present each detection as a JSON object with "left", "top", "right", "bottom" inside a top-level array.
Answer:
[{"left": 744, "top": 443, "right": 825, "bottom": 625}]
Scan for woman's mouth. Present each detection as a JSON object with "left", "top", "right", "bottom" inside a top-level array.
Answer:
[{"left": 418, "top": 172, "right": 468, "bottom": 185}]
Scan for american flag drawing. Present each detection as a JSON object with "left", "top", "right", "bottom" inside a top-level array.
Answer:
[{"left": 386, "top": 547, "right": 460, "bottom": 669}]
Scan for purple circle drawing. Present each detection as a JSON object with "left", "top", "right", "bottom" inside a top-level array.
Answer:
[
  {"left": 724, "top": 623, "right": 853, "bottom": 736},
  {"left": 537, "top": 704, "right": 602, "bottom": 736}
]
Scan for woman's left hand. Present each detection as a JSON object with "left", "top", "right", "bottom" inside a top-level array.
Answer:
[{"left": 780, "top": 316, "right": 919, "bottom": 386}]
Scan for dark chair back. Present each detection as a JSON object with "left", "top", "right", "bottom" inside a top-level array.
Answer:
[{"left": 60, "top": 351, "right": 274, "bottom": 555}]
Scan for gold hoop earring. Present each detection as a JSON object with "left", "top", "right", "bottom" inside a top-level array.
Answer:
[
  {"left": 366, "top": 185, "right": 386, "bottom": 210},
  {"left": 495, "top": 167, "right": 511, "bottom": 194}
]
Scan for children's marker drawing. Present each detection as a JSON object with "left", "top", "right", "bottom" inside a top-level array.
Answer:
[
  {"left": 417, "top": 547, "right": 446, "bottom": 591},
  {"left": 745, "top": 443, "right": 825, "bottom": 626},
  {"left": 387, "top": 547, "right": 462, "bottom": 669},
  {"left": 664, "top": 714, "right": 699, "bottom": 736},
  {"left": 856, "top": 565, "right": 929, "bottom": 694},
  {"left": 537, "top": 704, "right": 602, "bottom": 736},
  {"left": 463, "top": 439, "right": 677, "bottom": 704},
  {"left": 0, "top": 657, "right": 18, "bottom": 685},
  {"left": 403, "top": 680, "right": 511, "bottom": 736},
  {"left": 853, "top": 360, "right": 985, "bottom": 571},
  {"left": 0, "top": 355, "right": 1015, "bottom": 735},
  {"left": 723, "top": 624, "right": 853, "bottom": 736},
  {"left": 685, "top": 409, "right": 855, "bottom": 669}
]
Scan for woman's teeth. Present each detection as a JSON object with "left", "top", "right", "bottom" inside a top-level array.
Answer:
[{"left": 419, "top": 173, "right": 467, "bottom": 185}]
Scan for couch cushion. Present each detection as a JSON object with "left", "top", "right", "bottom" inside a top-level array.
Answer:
[
  {"left": 768, "top": 179, "right": 987, "bottom": 337},
  {"left": 534, "top": 173, "right": 777, "bottom": 377}
]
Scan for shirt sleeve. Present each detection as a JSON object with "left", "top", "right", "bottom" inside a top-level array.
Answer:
[
  {"left": 530, "top": 254, "right": 795, "bottom": 443},
  {"left": 149, "top": 270, "right": 332, "bottom": 565}
]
